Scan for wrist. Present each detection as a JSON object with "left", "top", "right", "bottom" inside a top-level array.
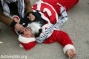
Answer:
[
  {"left": 63, "top": 44, "right": 75, "bottom": 54},
  {"left": 10, "top": 20, "right": 17, "bottom": 28}
]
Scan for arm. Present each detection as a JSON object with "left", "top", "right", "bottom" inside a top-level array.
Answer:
[
  {"left": 58, "top": 30, "right": 76, "bottom": 58},
  {"left": 0, "top": 13, "right": 24, "bottom": 31},
  {"left": 24, "top": 0, "right": 33, "bottom": 13},
  {"left": 0, "top": 5, "right": 14, "bottom": 27},
  {"left": 0, "top": 6, "right": 24, "bottom": 32},
  {"left": 0, "top": 2, "right": 25, "bottom": 32},
  {"left": 24, "top": 0, "right": 35, "bottom": 21},
  {"left": 0, "top": 14, "right": 16, "bottom": 27}
]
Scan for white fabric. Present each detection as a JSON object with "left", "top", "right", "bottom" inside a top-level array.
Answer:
[
  {"left": 19, "top": 44, "right": 23, "bottom": 48},
  {"left": 1, "top": 0, "right": 11, "bottom": 17},
  {"left": 43, "top": 8, "right": 52, "bottom": 16},
  {"left": 1, "top": 0, "right": 25, "bottom": 18},
  {"left": 5, "top": 0, "right": 17, "bottom": 3},
  {"left": 18, "top": 0, "right": 25, "bottom": 18},
  {"left": 18, "top": 35, "right": 36, "bottom": 43},
  {"left": 63, "top": 44, "right": 75, "bottom": 54},
  {"left": 36, "top": 0, "right": 59, "bottom": 23},
  {"left": 27, "top": 22, "right": 41, "bottom": 34}
]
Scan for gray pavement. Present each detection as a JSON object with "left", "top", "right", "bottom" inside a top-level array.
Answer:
[{"left": 0, "top": 0, "right": 89, "bottom": 59}]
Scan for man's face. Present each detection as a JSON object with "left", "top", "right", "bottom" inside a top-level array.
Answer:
[{"left": 21, "top": 27, "right": 34, "bottom": 38}]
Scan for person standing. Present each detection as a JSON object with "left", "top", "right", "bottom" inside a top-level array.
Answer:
[{"left": 0, "top": 0, "right": 34, "bottom": 32}]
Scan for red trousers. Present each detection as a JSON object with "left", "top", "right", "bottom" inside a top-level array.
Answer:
[{"left": 43, "top": 0, "right": 79, "bottom": 15}]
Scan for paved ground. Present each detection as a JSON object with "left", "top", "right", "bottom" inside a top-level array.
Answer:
[{"left": 0, "top": 0, "right": 89, "bottom": 59}]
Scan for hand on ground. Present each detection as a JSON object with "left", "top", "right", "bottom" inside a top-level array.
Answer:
[{"left": 66, "top": 49, "right": 76, "bottom": 59}]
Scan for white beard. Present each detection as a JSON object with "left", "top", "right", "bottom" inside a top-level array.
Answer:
[{"left": 27, "top": 22, "right": 41, "bottom": 34}]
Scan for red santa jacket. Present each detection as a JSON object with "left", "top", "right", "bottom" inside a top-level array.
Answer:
[{"left": 32, "top": 0, "right": 59, "bottom": 24}]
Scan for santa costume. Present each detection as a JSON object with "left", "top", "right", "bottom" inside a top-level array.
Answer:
[{"left": 16, "top": 0, "right": 79, "bottom": 53}]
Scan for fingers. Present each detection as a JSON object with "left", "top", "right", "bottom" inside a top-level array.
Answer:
[
  {"left": 67, "top": 49, "right": 76, "bottom": 59},
  {"left": 27, "top": 13, "right": 35, "bottom": 21},
  {"left": 15, "top": 24, "right": 25, "bottom": 32},
  {"left": 13, "top": 15, "right": 20, "bottom": 23}
]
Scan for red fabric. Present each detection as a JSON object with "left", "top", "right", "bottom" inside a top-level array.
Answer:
[
  {"left": 20, "top": 30, "right": 73, "bottom": 50},
  {"left": 32, "top": 3, "right": 57, "bottom": 24},
  {"left": 32, "top": 0, "right": 79, "bottom": 24},
  {"left": 20, "top": 41, "right": 36, "bottom": 50},
  {"left": 43, "top": 0, "right": 79, "bottom": 14},
  {"left": 43, "top": 30, "right": 73, "bottom": 47},
  {"left": 40, "top": 4, "right": 58, "bottom": 24},
  {"left": 14, "top": 0, "right": 79, "bottom": 50}
]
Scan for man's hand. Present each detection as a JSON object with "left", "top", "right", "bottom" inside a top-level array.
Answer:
[
  {"left": 15, "top": 23, "right": 25, "bottom": 32},
  {"left": 13, "top": 15, "right": 20, "bottom": 23},
  {"left": 27, "top": 13, "right": 35, "bottom": 21},
  {"left": 13, "top": 15, "right": 25, "bottom": 32},
  {"left": 66, "top": 49, "right": 76, "bottom": 59}
]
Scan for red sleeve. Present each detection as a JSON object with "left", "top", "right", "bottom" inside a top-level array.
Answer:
[{"left": 44, "top": 30, "right": 73, "bottom": 47}]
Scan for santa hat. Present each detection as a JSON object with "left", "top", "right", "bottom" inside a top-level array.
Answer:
[{"left": 18, "top": 35, "right": 36, "bottom": 50}]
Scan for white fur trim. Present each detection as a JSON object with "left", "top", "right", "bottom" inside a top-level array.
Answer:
[
  {"left": 63, "top": 44, "right": 75, "bottom": 54},
  {"left": 39, "top": 12, "right": 51, "bottom": 24},
  {"left": 36, "top": 0, "right": 51, "bottom": 24},
  {"left": 36, "top": 0, "right": 42, "bottom": 10},
  {"left": 19, "top": 44, "right": 23, "bottom": 48},
  {"left": 41, "top": 1, "right": 58, "bottom": 22},
  {"left": 43, "top": 8, "right": 52, "bottom": 16},
  {"left": 18, "top": 35, "right": 36, "bottom": 43},
  {"left": 27, "top": 22, "right": 41, "bottom": 34}
]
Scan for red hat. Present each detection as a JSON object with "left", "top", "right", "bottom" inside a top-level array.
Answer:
[{"left": 18, "top": 35, "right": 36, "bottom": 50}]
